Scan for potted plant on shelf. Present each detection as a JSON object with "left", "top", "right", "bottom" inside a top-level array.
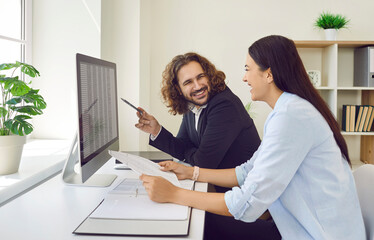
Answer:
[
  {"left": 314, "top": 11, "right": 350, "bottom": 40},
  {"left": 0, "top": 62, "right": 46, "bottom": 175}
]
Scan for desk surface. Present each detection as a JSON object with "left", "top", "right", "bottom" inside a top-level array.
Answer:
[
  {"left": 0, "top": 158, "right": 207, "bottom": 240},
  {"left": 0, "top": 139, "right": 70, "bottom": 205}
]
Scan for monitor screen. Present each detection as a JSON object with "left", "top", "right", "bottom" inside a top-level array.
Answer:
[
  {"left": 62, "top": 54, "right": 119, "bottom": 186},
  {"left": 76, "top": 53, "right": 119, "bottom": 183}
]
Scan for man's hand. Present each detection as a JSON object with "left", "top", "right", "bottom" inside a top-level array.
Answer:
[
  {"left": 159, "top": 161, "right": 193, "bottom": 180},
  {"left": 140, "top": 175, "right": 180, "bottom": 203},
  {"left": 135, "top": 107, "right": 161, "bottom": 136}
]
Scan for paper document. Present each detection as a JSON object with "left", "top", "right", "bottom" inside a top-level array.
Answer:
[
  {"left": 90, "top": 178, "right": 194, "bottom": 220},
  {"left": 109, "top": 150, "right": 180, "bottom": 187}
]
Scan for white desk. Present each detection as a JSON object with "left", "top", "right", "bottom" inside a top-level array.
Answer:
[
  {"left": 0, "top": 139, "right": 70, "bottom": 205},
  {"left": 0, "top": 159, "right": 207, "bottom": 240}
]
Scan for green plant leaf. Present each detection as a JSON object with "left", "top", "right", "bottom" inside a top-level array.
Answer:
[
  {"left": 0, "top": 63, "right": 17, "bottom": 71},
  {"left": 4, "top": 115, "right": 33, "bottom": 136},
  {"left": 314, "top": 12, "right": 349, "bottom": 29},
  {"left": 1, "top": 61, "right": 44, "bottom": 136},
  {"left": 6, "top": 91, "right": 46, "bottom": 110},
  {"left": 0, "top": 128, "right": 10, "bottom": 136},
  {"left": 1, "top": 76, "right": 17, "bottom": 85},
  {"left": 3, "top": 77, "right": 31, "bottom": 96},
  {"left": 24, "top": 89, "right": 47, "bottom": 109},
  {"left": 0, "top": 107, "right": 7, "bottom": 117},
  {"left": 19, "top": 62, "right": 40, "bottom": 78},
  {"left": 5, "top": 97, "right": 22, "bottom": 105},
  {"left": 10, "top": 105, "right": 43, "bottom": 115}
]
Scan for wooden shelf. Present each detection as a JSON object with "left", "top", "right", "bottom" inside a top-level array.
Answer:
[
  {"left": 337, "top": 87, "right": 374, "bottom": 90},
  {"left": 297, "top": 41, "right": 374, "bottom": 164},
  {"left": 342, "top": 132, "right": 374, "bottom": 136},
  {"left": 295, "top": 41, "right": 374, "bottom": 48}
]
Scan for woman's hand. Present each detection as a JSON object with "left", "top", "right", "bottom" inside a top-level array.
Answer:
[
  {"left": 140, "top": 174, "right": 179, "bottom": 203},
  {"left": 135, "top": 107, "right": 161, "bottom": 136},
  {"left": 159, "top": 161, "right": 193, "bottom": 180}
]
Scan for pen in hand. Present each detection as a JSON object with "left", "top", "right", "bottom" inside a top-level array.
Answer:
[{"left": 121, "top": 98, "right": 143, "bottom": 115}]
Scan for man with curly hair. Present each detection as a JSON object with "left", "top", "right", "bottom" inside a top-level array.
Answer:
[
  {"left": 136, "top": 52, "right": 260, "bottom": 184},
  {"left": 135, "top": 53, "right": 278, "bottom": 240}
]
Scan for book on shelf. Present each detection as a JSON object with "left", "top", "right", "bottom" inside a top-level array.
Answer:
[
  {"left": 366, "top": 110, "right": 374, "bottom": 132},
  {"left": 342, "top": 105, "right": 350, "bottom": 132},
  {"left": 357, "top": 106, "right": 369, "bottom": 132},
  {"left": 363, "top": 106, "right": 373, "bottom": 132},
  {"left": 354, "top": 106, "right": 364, "bottom": 132},
  {"left": 349, "top": 105, "right": 356, "bottom": 132},
  {"left": 342, "top": 105, "right": 374, "bottom": 132}
]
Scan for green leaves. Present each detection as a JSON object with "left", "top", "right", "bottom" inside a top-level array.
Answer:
[
  {"left": 7, "top": 89, "right": 47, "bottom": 110},
  {"left": 24, "top": 89, "right": 47, "bottom": 109},
  {"left": 20, "top": 62, "right": 40, "bottom": 78},
  {"left": 0, "top": 107, "right": 7, "bottom": 117},
  {"left": 4, "top": 115, "right": 33, "bottom": 136},
  {"left": 0, "top": 63, "right": 19, "bottom": 71},
  {"left": 0, "top": 62, "right": 45, "bottom": 136},
  {"left": 0, "top": 62, "right": 40, "bottom": 77},
  {"left": 9, "top": 105, "right": 43, "bottom": 115},
  {"left": 2, "top": 76, "right": 31, "bottom": 96},
  {"left": 315, "top": 12, "right": 350, "bottom": 30}
]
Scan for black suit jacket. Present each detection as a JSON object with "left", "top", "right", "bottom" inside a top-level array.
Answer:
[{"left": 150, "top": 87, "right": 260, "bottom": 170}]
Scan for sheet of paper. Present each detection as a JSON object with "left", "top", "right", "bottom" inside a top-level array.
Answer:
[
  {"left": 90, "top": 194, "right": 189, "bottom": 220},
  {"left": 109, "top": 150, "right": 180, "bottom": 187},
  {"left": 89, "top": 179, "right": 195, "bottom": 220}
]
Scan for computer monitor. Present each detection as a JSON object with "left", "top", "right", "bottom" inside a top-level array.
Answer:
[{"left": 62, "top": 53, "right": 119, "bottom": 187}]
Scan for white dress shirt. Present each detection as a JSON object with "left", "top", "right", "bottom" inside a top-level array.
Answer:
[
  {"left": 150, "top": 104, "right": 207, "bottom": 140},
  {"left": 225, "top": 92, "right": 365, "bottom": 240}
]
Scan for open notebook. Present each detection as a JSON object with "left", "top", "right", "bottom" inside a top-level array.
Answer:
[
  {"left": 73, "top": 151, "right": 195, "bottom": 236},
  {"left": 90, "top": 178, "right": 194, "bottom": 220},
  {"left": 74, "top": 178, "right": 195, "bottom": 236}
]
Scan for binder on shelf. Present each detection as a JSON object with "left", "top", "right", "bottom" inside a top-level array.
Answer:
[{"left": 354, "top": 46, "right": 374, "bottom": 87}]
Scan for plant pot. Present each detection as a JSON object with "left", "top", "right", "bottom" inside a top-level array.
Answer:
[
  {"left": 0, "top": 135, "right": 27, "bottom": 175},
  {"left": 324, "top": 29, "right": 337, "bottom": 41}
]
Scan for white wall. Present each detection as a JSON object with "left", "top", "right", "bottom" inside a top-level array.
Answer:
[
  {"left": 32, "top": 0, "right": 101, "bottom": 139},
  {"left": 33, "top": 0, "right": 374, "bottom": 150},
  {"left": 146, "top": 0, "right": 374, "bottom": 142},
  {"left": 101, "top": 0, "right": 144, "bottom": 151}
]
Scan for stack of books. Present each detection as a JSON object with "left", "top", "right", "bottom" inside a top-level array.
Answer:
[{"left": 342, "top": 105, "right": 374, "bottom": 132}]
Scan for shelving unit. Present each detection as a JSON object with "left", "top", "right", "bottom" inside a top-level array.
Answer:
[{"left": 295, "top": 41, "right": 374, "bottom": 165}]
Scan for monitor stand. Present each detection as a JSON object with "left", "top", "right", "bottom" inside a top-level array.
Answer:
[{"left": 62, "top": 134, "right": 117, "bottom": 187}]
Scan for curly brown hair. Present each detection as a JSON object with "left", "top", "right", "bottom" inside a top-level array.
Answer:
[{"left": 161, "top": 52, "right": 226, "bottom": 115}]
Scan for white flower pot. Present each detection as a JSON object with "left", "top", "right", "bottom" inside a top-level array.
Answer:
[
  {"left": 324, "top": 29, "right": 337, "bottom": 41},
  {"left": 0, "top": 135, "right": 26, "bottom": 175}
]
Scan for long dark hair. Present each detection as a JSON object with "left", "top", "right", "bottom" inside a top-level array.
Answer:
[
  {"left": 248, "top": 35, "right": 350, "bottom": 165},
  {"left": 161, "top": 52, "right": 226, "bottom": 115}
]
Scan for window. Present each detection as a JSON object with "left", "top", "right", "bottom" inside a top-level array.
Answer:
[
  {"left": 0, "top": 0, "right": 34, "bottom": 203},
  {"left": 0, "top": 0, "right": 32, "bottom": 67}
]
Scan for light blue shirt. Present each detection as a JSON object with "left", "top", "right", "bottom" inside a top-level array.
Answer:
[{"left": 225, "top": 92, "right": 365, "bottom": 240}]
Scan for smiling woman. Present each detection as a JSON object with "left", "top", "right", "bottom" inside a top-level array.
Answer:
[{"left": 138, "top": 35, "right": 366, "bottom": 240}]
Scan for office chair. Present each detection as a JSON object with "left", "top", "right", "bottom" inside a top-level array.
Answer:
[{"left": 353, "top": 164, "right": 374, "bottom": 240}]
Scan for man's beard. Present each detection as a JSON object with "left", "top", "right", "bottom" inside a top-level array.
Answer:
[{"left": 184, "top": 87, "right": 210, "bottom": 106}]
